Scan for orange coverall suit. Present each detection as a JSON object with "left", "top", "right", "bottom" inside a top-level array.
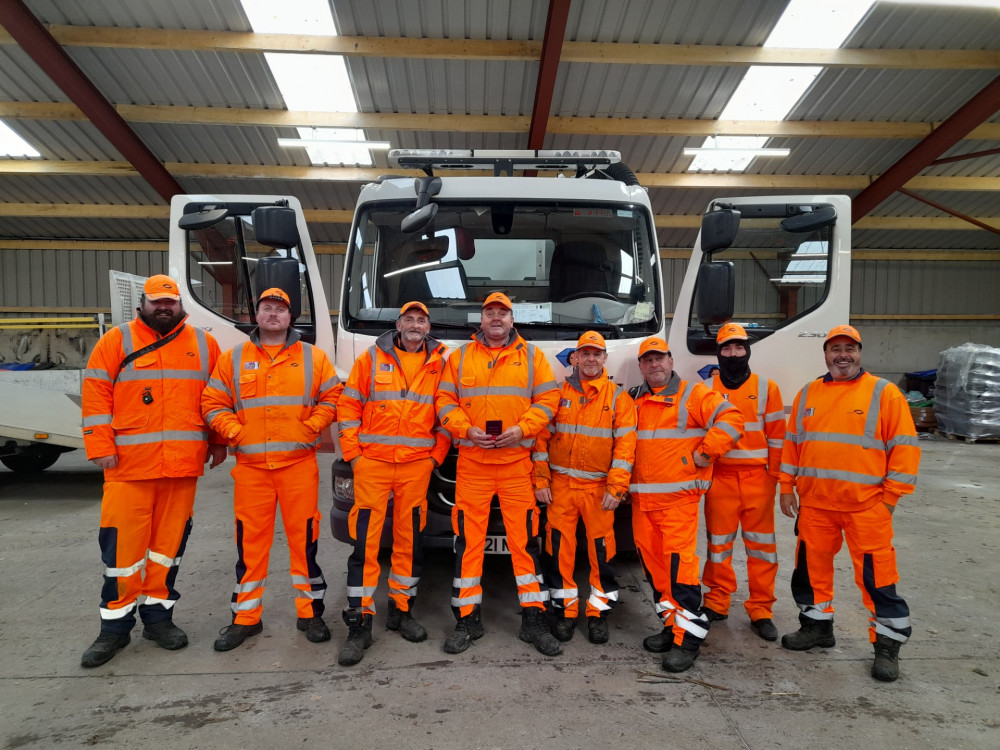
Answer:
[
  {"left": 436, "top": 329, "right": 560, "bottom": 619},
  {"left": 337, "top": 331, "right": 451, "bottom": 616},
  {"left": 82, "top": 316, "right": 222, "bottom": 634},
  {"left": 780, "top": 370, "right": 919, "bottom": 644},
  {"left": 702, "top": 373, "right": 785, "bottom": 621},
  {"left": 202, "top": 329, "right": 341, "bottom": 625},
  {"left": 533, "top": 370, "right": 636, "bottom": 618},
  {"left": 630, "top": 373, "right": 743, "bottom": 651}
]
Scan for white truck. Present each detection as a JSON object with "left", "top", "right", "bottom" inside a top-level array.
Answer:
[{"left": 166, "top": 149, "right": 850, "bottom": 550}]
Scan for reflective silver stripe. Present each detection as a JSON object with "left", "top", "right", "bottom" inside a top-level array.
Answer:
[
  {"left": 342, "top": 386, "right": 365, "bottom": 403},
  {"left": 795, "top": 466, "right": 884, "bottom": 486},
  {"left": 437, "top": 403, "right": 458, "bottom": 421},
  {"left": 555, "top": 423, "right": 614, "bottom": 439},
  {"left": 347, "top": 586, "right": 377, "bottom": 598},
  {"left": 339, "top": 419, "right": 362, "bottom": 429},
  {"left": 757, "top": 375, "right": 768, "bottom": 420},
  {"left": 532, "top": 452, "right": 548, "bottom": 461},
  {"left": 292, "top": 575, "right": 325, "bottom": 585},
  {"left": 359, "top": 434, "right": 436, "bottom": 448},
  {"left": 231, "top": 346, "right": 245, "bottom": 415},
  {"left": 370, "top": 391, "right": 434, "bottom": 404},
  {"left": 452, "top": 594, "right": 483, "bottom": 606},
  {"left": 629, "top": 479, "right": 711, "bottom": 493},
  {"left": 82, "top": 414, "right": 112, "bottom": 427},
  {"left": 708, "top": 550, "right": 732, "bottom": 563},
  {"left": 785, "top": 432, "right": 801, "bottom": 445},
  {"left": 302, "top": 343, "right": 315, "bottom": 405},
  {"left": 767, "top": 438, "right": 784, "bottom": 449},
  {"left": 535, "top": 403, "right": 554, "bottom": 420},
  {"left": 242, "top": 395, "right": 305, "bottom": 408},
  {"left": 525, "top": 343, "right": 536, "bottom": 398},
  {"left": 743, "top": 531, "right": 775, "bottom": 544},
  {"left": 532, "top": 380, "right": 558, "bottom": 396},
  {"left": 462, "top": 386, "right": 530, "bottom": 397},
  {"left": 147, "top": 550, "right": 180, "bottom": 567},
  {"left": 674, "top": 609, "right": 709, "bottom": 639},
  {"left": 716, "top": 420, "right": 742, "bottom": 442},
  {"left": 84, "top": 368, "right": 111, "bottom": 381},
  {"left": 105, "top": 557, "right": 146, "bottom": 577},
  {"left": 747, "top": 548, "right": 778, "bottom": 563},
  {"left": 117, "top": 369, "right": 208, "bottom": 382},
  {"left": 874, "top": 615, "right": 911, "bottom": 631},
  {"left": 319, "top": 375, "right": 340, "bottom": 392},
  {"left": 610, "top": 459, "right": 632, "bottom": 471},
  {"left": 763, "top": 411, "right": 785, "bottom": 423},
  {"left": 458, "top": 439, "right": 475, "bottom": 447},
  {"left": 194, "top": 327, "right": 210, "bottom": 379},
  {"left": 725, "top": 448, "right": 768, "bottom": 459},
  {"left": 636, "top": 428, "right": 706, "bottom": 440},
  {"left": 887, "top": 471, "right": 919, "bottom": 484},
  {"left": 438, "top": 380, "right": 457, "bottom": 394},
  {"left": 551, "top": 464, "right": 607, "bottom": 480},
  {"left": 515, "top": 573, "right": 540, "bottom": 586},
  {"left": 455, "top": 344, "right": 470, "bottom": 396},
  {"left": 235, "top": 439, "right": 319, "bottom": 454},
  {"left": 204, "top": 408, "right": 229, "bottom": 425},
  {"left": 799, "top": 430, "right": 885, "bottom": 450},
  {"left": 743, "top": 421, "right": 763, "bottom": 432},
  {"left": 518, "top": 438, "right": 534, "bottom": 448},
  {"left": 794, "top": 382, "right": 811, "bottom": 435},
  {"left": 587, "top": 594, "right": 614, "bottom": 612},
  {"left": 207, "top": 377, "right": 230, "bottom": 394},
  {"left": 389, "top": 572, "right": 420, "bottom": 587},
  {"left": 296, "top": 590, "right": 325, "bottom": 599},
  {"left": 453, "top": 576, "right": 480, "bottom": 588},
  {"left": 519, "top": 591, "right": 550, "bottom": 604},
  {"left": 865, "top": 378, "right": 888, "bottom": 441},
  {"left": 99, "top": 602, "right": 137, "bottom": 620},
  {"left": 233, "top": 598, "right": 263, "bottom": 612},
  {"left": 115, "top": 430, "right": 209, "bottom": 445},
  {"left": 234, "top": 578, "right": 266, "bottom": 594},
  {"left": 613, "top": 425, "right": 636, "bottom": 438},
  {"left": 677, "top": 380, "right": 696, "bottom": 429},
  {"left": 797, "top": 604, "right": 834, "bottom": 620},
  {"left": 780, "top": 462, "right": 799, "bottom": 476},
  {"left": 119, "top": 323, "right": 134, "bottom": 357},
  {"left": 706, "top": 400, "right": 732, "bottom": 426},
  {"left": 551, "top": 588, "right": 578, "bottom": 599},
  {"left": 709, "top": 532, "right": 737, "bottom": 545},
  {"left": 888, "top": 434, "right": 920, "bottom": 448},
  {"left": 142, "top": 597, "right": 177, "bottom": 610}
]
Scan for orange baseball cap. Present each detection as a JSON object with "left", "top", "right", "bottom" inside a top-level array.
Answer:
[
  {"left": 400, "top": 300, "right": 430, "bottom": 317},
  {"left": 716, "top": 322, "right": 749, "bottom": 345},
  {"left": 143, "top": 274, "right": 180, "bottom": 301},
  {"left": 576, "top": 330, "right": 607, "bottom": 351},
  {"left": 825, "top": 324, "right": 862, "bottom": 345},
  {"left": 638, "top": 337, "right": 671, "bottom": 357},
  {"left": 258, "top": 287, "right": 290, "bottom": 307},
  {"left": 483, "top": 291, "right": 513, "bottom": 310}
]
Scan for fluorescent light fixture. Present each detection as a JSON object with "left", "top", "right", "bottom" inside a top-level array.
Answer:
[
  {"left": 684, "top": 146, "right": 790, "bottom": 157},
  {"left": 278, "top": 137, "right": 390, "bottom": 150}
]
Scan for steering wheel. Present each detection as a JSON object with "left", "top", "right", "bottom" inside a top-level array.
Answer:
[{"left": 558, "top": 290, "right": 618, "bottom": 303}]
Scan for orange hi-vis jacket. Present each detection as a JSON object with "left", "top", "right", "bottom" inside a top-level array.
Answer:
[
  {"left": 708, "top": 372, "right": 785, "bottom": 476},
  {"left": 82, "top": 316, "right": 222, "bottom": 481},
  {"left": 338, "top": 330, "right": 451, "bottom": 465},
  {"left": 202, "top": 329, "right": 341, "bottom": 469},
  {"left": 436, "top": 328, "right": 560, "bottom": 463},
  {"left": 629, "top": 373, "right": 744, "bottom": 510},
  {"left": 533, "top": 369, "right": 637, "bottom": 499},
  {"left": 780, "top": 370, "right": 920, "bottom": 511}
]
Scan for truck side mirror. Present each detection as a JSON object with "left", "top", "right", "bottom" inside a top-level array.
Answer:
[
  {"left": 780, "top": 205, "right": 837, "bottom": 233},
  {"left": 252, "top": 206, "right": 301, "bottom": 249},
  {"left": 401, "top": 177, "right": 443, "bottom": 233},
  {"left": 700, "top": 209, "right": 741, "bottom": 253},
  {"left": 178, "top": 207, "right": 229, "bottom": 231},
  {"left": 695, "top": 261, "right": 734, "bottom": 326},
  {"left": 256, "top": 257, "right": 302, "bottom": 321}
]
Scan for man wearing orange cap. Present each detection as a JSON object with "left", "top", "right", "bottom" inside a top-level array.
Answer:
[
  {"left": 701, "top": 322, "right": 785, "bottom": 642},
  {"left": 80, "top": 274, "right": 228, "bottom": 668},
  {"left": 629, "top": 336, "right": 744, "bottom": 672},
  {"left": 335, "top": 301, "right": 451, "bottom": 666},
  {"left": 534, "top": 330, "right": 636, "bottom": 645},
  {"left": 202, "top": 287, "right": 342, "bottom": 652},
  {"left": 779, "top": 324, "right": 919, "bottom": 682},
  {"left": 436, "top": 291, "right": 562, "bottom": 656}
]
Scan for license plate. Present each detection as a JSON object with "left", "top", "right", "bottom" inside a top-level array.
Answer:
[{"left": 451, "top": 535, "right": 510, "bottom": 554}]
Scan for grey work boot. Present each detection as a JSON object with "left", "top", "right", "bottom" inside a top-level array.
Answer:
[
  {"left": 642, "top": 626, "right": 673, "bottom": 653},
  {"left": 81, "top": 632, "right": 130, "bottom": 668},
  {"left": 781, "top": 618, "right": 836, "bottom": 651},
  {"left": 587, "top": 613, "right": 609, "bottom": 644},
  {"left": 214, "top": 621, "right": 263, "bottom": 652},
  {"left": 141, "top": 620, "right": 188, "bottom": 650},
  {"left": 518, "top": 608, "right": 562, "bottom": 656},
  {"left": 385, "top": 600, "right": 428, "bottom": 643},
  {"left": 661, "top": 645, "right": 700, "bottom": 673},
  {"left": 749, "top": 618, "right": 779, "bottom": 642},
  {"left": 552, "top": 614, "right": 576, "bottom": 643},
  {"left": 443, "top": 606, "right": 485, "bottom": 654},
  {"left": 871, "top": 634, "right": 902, "bottom": 682},
  {"left": 297, "top": 616, "right": 331, "bottom": 643},
  {"left": 337, "top": 609, "right": 373, "bottom": 666}
]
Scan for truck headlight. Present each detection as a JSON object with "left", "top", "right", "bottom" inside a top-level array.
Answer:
[{"left": 334, "top": 475, "right": 354, "bottom": 501}]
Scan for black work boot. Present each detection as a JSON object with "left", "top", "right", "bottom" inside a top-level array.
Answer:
[
  {"left": 661, "top": 644, "right": 700, "bottom": 673},
  {"left": 296, "top": 616, "right": 331, "bottom": 643},
  {"left": 443, "top": 606, "right": 484, "bottom": 654},
  {"left": 141, "top": 620, "right": 188, "bottom": 650},
  {"left": 385, "top": 600, "right": 428, "bottom": 643},
  {"left": 337, "top": 609, "right": 373, "bottom": 666},
  {"left": 81, "top": 632, "right": 130, "bottom": 668},
  {"left": 871, "top": 634, "right": 902, "bottom": 682},
  {"left": 587, "top": 613, "right": 609, "bottom": 644},
  {"left": 518, "top": 608, "right": 562, "bottom": 656},
  {"left": 214, "top": 621, "right": 264, "bottom": 652},
  {"left": 701, "top": 606, "right": 728, "bottom": 622},
  {"left": 552, "top": 614, "right": 576, "bottom": 643},
  {"left": 750, "top": 618, "right": 779, "bottom": 642},
  {"left": 781, "top": 618, "right": 835, "bottom": 651},
  {"left": 642, "top": 627, "right": 673, "bottom": 653}
]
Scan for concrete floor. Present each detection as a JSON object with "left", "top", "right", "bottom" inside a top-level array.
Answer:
[{"left": 1, "top": 435, "right": 997, "bottom": 750}]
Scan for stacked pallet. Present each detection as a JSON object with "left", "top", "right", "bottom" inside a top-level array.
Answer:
[{"left": 933, "top": 344, "right": 1000, "bottom": 442}]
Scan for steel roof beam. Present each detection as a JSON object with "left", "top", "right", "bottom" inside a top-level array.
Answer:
[{"left": 527, "top": 0, "right": 572, "bottom": 149}]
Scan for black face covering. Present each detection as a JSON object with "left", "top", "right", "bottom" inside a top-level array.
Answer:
[{"left": 717, "top": 343, "right": 751, "bottom": 389}]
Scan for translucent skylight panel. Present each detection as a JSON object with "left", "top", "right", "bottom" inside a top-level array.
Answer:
[{"left": 0, "top": 121, "right": 40, "bottom": 157}]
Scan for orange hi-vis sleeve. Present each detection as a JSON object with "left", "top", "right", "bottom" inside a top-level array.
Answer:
[
  {"left": 780, "top": 372, "right": 920, "bottom": 511},
  {"left": 709, "top": 373, "right": 786, "bottom": 476},
  {"left": 337, "top": 331, "right": 451, "bottom": 466}
]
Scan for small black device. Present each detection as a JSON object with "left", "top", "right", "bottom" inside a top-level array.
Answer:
[
  {"left": 485, "top": 420, "right": 502, "bottom": 437},
  {"left": 142, "top": 388, "right": 154, "bottom": 405}
]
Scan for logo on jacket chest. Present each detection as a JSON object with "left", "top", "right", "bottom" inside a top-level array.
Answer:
[
  {"left": 380, "top": 363, "right": 394, "bottom": 371},
  {"left": 244, "top": 362, "right": 260, "bottom": 370}
]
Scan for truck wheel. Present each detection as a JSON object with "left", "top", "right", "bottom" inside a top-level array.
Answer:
[
  {"left": 0, "top": 444, "right": 65, "bottom": 473},
  {"left": 588, "top": 162, "right": 641, "bottom": 186}
]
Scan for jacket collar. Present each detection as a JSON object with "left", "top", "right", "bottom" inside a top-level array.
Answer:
[
  {"left": 634, "top": 371, "right": 681, "bottom": 399},
  {"left": 376, "top": 330, "right": 445, "bottom": 360},
  {"left": 473, "top": 327, "right": 520, "bottom": 350},
  {"left": 249, "top": 326, "right": 301, "bottom": 351}
]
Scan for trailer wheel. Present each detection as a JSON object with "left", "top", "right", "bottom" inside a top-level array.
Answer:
[{"left": 0, "top": 443, "right": 66, "bottom": 473}]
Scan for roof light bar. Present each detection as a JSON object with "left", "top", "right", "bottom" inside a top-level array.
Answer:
[{"left": 389, "top": 149, "right": 621, "bottom": 175}]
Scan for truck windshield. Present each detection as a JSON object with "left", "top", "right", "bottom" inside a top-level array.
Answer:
[{"left": 342, "top": 201, "right": 661, "bottom": 339}]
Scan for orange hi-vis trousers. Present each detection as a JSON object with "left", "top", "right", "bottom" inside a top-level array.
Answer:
[
  {"left": 702, "top": 466, "right": 778, "bottom": 621},
  {"left": 544, "top": 474, "right": 618, "bottom": 618},
  {"left": 791, "top": 503, "right": 911, "bottom": 643},
  {"left": 633, "top": 501, "right": 710, "bottom": 651},
  {"left": 451, "top": 454, "right": 548, "bottom": 619},
  {"left": 229, "top": 459, "right": 326, "bottom": 625},
  {"left": 97, "top": 477, "right": 197, "bottom": 634},
  {"left": 346, "top": 456, "right": 432, "bottom": 616}
]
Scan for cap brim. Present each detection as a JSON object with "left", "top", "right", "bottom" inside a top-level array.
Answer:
[{"left": 145, "top": 293, "right": 180, "bottom": 301}]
